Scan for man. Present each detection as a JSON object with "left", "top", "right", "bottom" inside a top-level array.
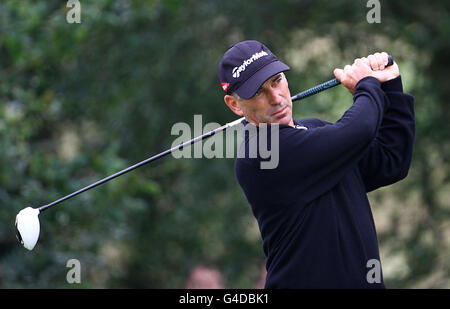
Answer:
[{"left": 218, "top": 40, "right": 415, "bottom": 288}]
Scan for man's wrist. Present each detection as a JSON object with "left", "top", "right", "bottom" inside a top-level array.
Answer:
[
  {"left": 355, "top": 76, "right": 380, "bottom": 90},
  {"left": 381, "top": 75, "right": 403, "bottom": 92}
]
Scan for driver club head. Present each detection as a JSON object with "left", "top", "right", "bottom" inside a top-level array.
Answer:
[{"left": 15, "top": 207, "right": 40, "bottom": 251}]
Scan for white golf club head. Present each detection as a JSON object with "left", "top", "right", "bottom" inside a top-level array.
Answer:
[{"left": 15, "top": 207, "right": 40, "bottom": 251}]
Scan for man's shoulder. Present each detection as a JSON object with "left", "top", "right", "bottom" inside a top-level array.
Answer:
[{"left": 294, "top": 118, "right": 331, "bottom": 129}]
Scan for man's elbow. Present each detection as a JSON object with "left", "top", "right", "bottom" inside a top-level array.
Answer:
[
  {"left": 390, "top": 160, "right": 413, "bottom": 184},
  {"left": 385, "top": 144, "right": 414, "bottom": 184},
  {"left": 395, "top": 167, "right": 410, "bottom": 182},
  {"left": 381, "top": 159, "right": 413, "bottom": 188}
]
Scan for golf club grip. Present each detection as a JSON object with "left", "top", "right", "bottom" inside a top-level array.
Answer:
[{"left": 291, "top": 55, "right": 394, "bottom": 102}]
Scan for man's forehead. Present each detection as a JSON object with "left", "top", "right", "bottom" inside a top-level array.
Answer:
[{"left": 260, "top": 73, "right": 283, "bottom": 88}]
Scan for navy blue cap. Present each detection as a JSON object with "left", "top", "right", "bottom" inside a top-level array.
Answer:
[{"left": 218, "top": 40, "right": 290, "bottom": 99}]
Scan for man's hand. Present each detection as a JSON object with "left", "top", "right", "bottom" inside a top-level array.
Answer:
[
  {"left": 333, "top": 59, "right": 374, "bottom": 95},
  {"left": 334, "top": 52, "right": 400, "bottom": 95},
  {"left": 361, "top": 52, "right": 400, "bottom": 83}
]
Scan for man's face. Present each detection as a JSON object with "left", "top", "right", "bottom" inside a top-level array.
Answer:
[{"left": 231, "top": 73, "right": 294, "bottom": 127}]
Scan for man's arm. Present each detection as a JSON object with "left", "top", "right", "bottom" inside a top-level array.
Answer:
[
  {"left": 358, "top": 76, "right": 415, "bottom": 192},
  {"left": 335, "top": 52, "right": 415, "bottom": 191},
  {"left": 247, "top": 75, "right": 390, "bottom": 206},
  {"left": 238, "top": 57, "right": 396, "bottom": 206}
]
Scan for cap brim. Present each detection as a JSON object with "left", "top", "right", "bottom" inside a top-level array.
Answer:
[{"left": 235, "top": 60, "right": 290, "bottom": 100}]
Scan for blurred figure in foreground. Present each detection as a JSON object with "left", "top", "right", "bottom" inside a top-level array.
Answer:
[{"left": 185, "top": 265, "right": 225, "bottom": 289}]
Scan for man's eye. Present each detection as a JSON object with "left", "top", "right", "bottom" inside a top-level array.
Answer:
[{"left": 255, "top": 89, "right": 262, "bottom": 96}]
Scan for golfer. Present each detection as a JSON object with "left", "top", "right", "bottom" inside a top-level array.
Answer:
[{"left": 218, "top": 40, "right": 415, "bottom": 288}]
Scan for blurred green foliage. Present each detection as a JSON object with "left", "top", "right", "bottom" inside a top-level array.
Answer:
[{"left": 0, "top": 0, "right": 448, "bottom": 288}]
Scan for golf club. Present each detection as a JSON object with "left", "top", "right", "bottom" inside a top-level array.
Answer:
[{"left": 15, "top": 55, "right": 394, "bottom": 250}]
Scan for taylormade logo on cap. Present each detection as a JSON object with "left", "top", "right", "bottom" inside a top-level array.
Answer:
[{"left": 232, "top": 50, "right": 269, "bottom": 78}]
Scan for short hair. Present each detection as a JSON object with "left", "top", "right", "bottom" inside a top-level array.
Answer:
[{"left": 232, "top": 92, "right": 242, "bottom": 101}]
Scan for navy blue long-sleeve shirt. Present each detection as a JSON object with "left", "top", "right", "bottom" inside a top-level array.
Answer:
[{"left": 235, "top": 76, "right": 415, "bottom": 288}]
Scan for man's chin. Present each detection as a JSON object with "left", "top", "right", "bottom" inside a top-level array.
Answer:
[
  {"left": 271, "top": 114, "right": 293, "bottom": 126},
  {"left": 255, "top": 115, "right": 293, "bottom": 127}
]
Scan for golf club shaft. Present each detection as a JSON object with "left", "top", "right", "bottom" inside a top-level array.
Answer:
[
  {"left": 38, "top": 117, "right": 245, "bottom": 212},
  {"left": 38, "top": 55, "right": 394, "bottom": 212}
]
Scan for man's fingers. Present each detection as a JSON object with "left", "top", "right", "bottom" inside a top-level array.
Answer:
[
  {"left": 344, "top": 64, "right": 352, "bottom": 74},
  {"left": 374, "top": 52, "right": 384, "bottom": 70},
  {"left": 361, "top": 57, "right": 370, "bottom": 66},
  {"left": 367, "top": 54, "right": 377, "bottom": 71},
  {"left": 333, "top": 68, "right": 344, "bottom": 81},
  {"left": 354, "top": 57, "right": 370, "bottom": 67},
  {"left": 361, "top": 52, "right": 390, "bottom": 71},
  {"left": 381, "top": 52, "right": 389, "bottom": 67},
  {"left": 354, "top": 58, "right": 366, "bottom": 66}
]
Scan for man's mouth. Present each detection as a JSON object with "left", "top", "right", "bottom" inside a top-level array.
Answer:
[{"left": 272, "top": 105, "right": 287, "bottom": 117}]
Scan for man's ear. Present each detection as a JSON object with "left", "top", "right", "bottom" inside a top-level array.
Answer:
[{"left": 224, "top": 95, "right": 244, "bottom": 117}]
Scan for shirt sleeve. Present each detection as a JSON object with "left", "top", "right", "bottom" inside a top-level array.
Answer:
[
  {"left": 357, "top": 75, "right": 415, "bottom": 192},
  {"left": 250, "top": 76, "right": 391, "bottom": 205}
]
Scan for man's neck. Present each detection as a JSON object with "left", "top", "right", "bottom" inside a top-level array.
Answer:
[{"left": 246, "top": 118, "right": 295, "bottom": 128}]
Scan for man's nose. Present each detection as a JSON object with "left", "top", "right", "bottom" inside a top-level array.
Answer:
[{"left": 267, "top": 88, "right": 283, "bottom": 105}]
